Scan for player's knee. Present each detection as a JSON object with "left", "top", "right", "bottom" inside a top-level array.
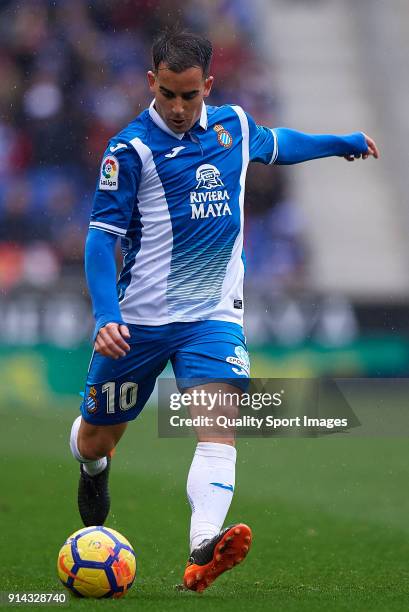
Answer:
[
  {"left": 217, "top": 403, "right": 239, "bottom": 420},
  {"left": 78, "top": 436, "right": 113, "bottom": 461}
]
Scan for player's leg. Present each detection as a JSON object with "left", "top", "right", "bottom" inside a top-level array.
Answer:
[
  {"left": 171, "top": 320, "right": 251, "bottom": 591},
  {"left": 185, "top": 382, "right": 238, "bottom": 551},
  {"left": 183, "top": 382, "right": 251, "bottom": 591},
  {"left": 70, "top": 417, "right": 127, "bottom": 526},
  {"left": 71, "top": 324, "right": 169, "bottom": 525}
]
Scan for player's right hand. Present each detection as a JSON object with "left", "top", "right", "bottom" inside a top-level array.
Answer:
[{"left": 94, "top": 323, "right": 131, "bottom": 359}]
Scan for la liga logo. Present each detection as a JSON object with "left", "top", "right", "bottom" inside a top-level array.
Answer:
[
  {"left": 99, "top": 155, "right": 119, "bottom": 191},
  {"left": 103, "top": 157, "right": 117, "bottom": 178}
]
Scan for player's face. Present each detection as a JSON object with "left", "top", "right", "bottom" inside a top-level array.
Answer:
[{"left": 147, "top": 62, "right": 213, "bottom": 134}]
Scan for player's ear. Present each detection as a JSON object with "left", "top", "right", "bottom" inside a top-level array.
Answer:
[
  {"left": 147, "top": 70, "right": 156, "bottom": 92},
  {"left": 203, "top": 75, "right": 214, "bottom": 98}
]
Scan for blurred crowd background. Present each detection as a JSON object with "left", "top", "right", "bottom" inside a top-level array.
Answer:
[
  {"left": 0, "top": 0, "right": 301, "bottom": 284},
  {"left": 1, "top": 0, "right": 408, "bottom": 388}
]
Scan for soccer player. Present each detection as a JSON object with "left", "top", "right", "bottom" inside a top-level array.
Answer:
[{"left": 69, "top": 29, "right": 379, "bottom": 592}]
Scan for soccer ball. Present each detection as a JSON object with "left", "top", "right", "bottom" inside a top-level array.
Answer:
[{"left": 57, "top": 526, "right": 136, "bottom": 598}]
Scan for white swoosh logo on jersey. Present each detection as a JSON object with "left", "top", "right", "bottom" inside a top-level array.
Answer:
[
  {"left": 110, "top": 143, "right": 127, "bottom": 153},
  {"left": 165, "top": 146, "right": 186, "bottom": 158}
]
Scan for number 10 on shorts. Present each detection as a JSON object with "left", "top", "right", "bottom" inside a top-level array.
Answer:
[{"left": 102, "top": 382, "right": 138, "bottom": 413}]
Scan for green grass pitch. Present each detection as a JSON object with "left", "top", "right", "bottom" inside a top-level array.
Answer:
[{"left": 1, "top": 404, "right": 409, "bottom": 611}]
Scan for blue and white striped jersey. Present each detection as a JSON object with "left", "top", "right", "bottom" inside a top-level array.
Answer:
[{"left": 89, "top": 101, "right": 277, "bottom": 326}]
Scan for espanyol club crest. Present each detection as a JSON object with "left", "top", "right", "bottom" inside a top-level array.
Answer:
[
  {"left": 195, "top": 164, "right": 224, "bottom": 190},
  {"left": 214, "top": 124, "right": 233, "bottom": 148},
  {"left": 99, "top": 155, "right": 119, "bottom": 190},
  {"left": 86, "top": 386, "right": 98, "bottom": 414}
]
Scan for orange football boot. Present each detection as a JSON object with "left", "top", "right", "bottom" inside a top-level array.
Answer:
[{"left": 183, "top": 523, "right": 252, "bottom": 593}]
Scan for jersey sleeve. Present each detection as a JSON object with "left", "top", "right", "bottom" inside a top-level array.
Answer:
[
  {"left": 246, "top": 112, "right": 278, "bottom": 165},
  {"left": 89, "top": 141, "right": 142, "bottom": 237}
]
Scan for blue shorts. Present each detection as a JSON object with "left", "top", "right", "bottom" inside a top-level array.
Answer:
[{"left": 80, "top": 320, "right": 249, "bottom": 425}]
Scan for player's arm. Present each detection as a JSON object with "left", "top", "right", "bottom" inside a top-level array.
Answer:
[
  {"left": 273, "top": 128, "right": 379, "bottom": 164},
  {"left": 85, "top": 228, "right": 130, "bottom": 359},
  {"left": 244, "top": 110, "right": 379, "bottom": 165},
  {"left": 86, "top": 141, "right": 141, "bottom": 358}
]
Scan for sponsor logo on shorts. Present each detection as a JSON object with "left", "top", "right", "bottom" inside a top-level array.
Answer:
[{"left": 226, "top": 346, "right": 250, "bottom": 377}]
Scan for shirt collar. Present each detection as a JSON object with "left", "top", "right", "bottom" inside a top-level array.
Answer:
[
  {"left": 149, "top": 99, "right": 208, "bottom": 139},
  {"left": 199, "top": 102, "right": 208, "bottom": 130}
]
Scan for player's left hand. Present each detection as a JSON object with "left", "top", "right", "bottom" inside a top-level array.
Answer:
[{"left": 344, "top": 133, "right": 379, "bottom": 162}]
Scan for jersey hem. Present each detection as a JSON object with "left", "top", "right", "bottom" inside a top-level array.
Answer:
[{"left": 118, "top": 314, "right": 244, "bottom": 326}]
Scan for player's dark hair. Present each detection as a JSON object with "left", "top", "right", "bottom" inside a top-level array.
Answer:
[{"left": 152, "top": 27, "right": 213, "bottom": 78}]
